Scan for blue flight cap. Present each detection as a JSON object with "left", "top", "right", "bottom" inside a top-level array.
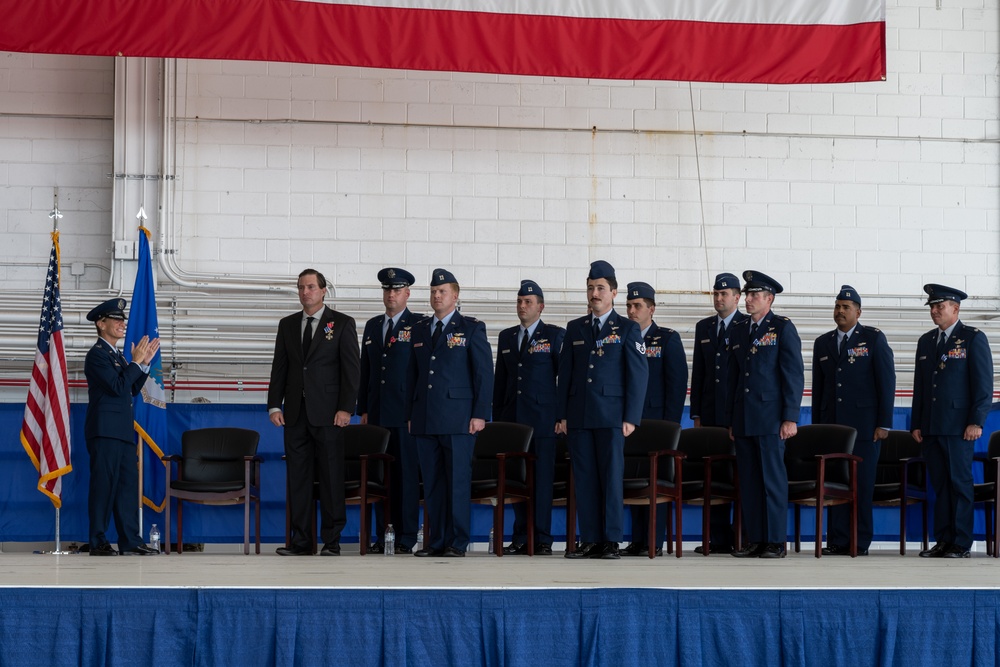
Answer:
[
  {"left": 378, "top": 267, "right": 414, "bottom": 289},
  {"left": 86, "top": 298, "right": 127, "bottom": 322},
  {"left": 837, "top": 285, "right": 861, "bottom": 306},
  {"left": 430, "top": 268, "right": 458, "bottom": 286},
  {"left": 588, "top": 260, "right": 616, "bottom": 281},
  {"left": 518, "top": 280, "right": 543, "bottom": 299},
  {"left": 924, "top": 283, "right": 967, "bottom": 306},
  {"left": 626, "top": 281, "right": 655, "bottom": 301},
  {"left": 713, "top": 273, "right": 741, "bottom": 291},
  {"left": 742, "top": 270, "right": 783, "bottom": 295}
]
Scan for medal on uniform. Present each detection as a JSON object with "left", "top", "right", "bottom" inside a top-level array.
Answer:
[
  {"left": 324, "top": 321, "right": 335, "bottom": 339},
  {"left": 939, "top": 354, "right": 947, "bottom": 370},
  {"left": 596, "top": 338, "right": 604, "bottom": 356}
]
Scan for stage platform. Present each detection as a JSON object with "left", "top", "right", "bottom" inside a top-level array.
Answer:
[{"left": 1, "top": 544, "right": 999, "bottom": 667}]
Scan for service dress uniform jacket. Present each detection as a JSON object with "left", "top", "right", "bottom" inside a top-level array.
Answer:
[
  {"left": 493, "top": 320, "right": 566, "bottom": 546},
  {"left": 357, "top": 307, "right": 422, "bottom": 548},
  {"left": 557, "top": 309, "right": 648, "bottom": 543},
  {"left": 407, "top": 311, "right": 493, "bottom": 552},
  {"left": 726, "top": 311, "right": 804, "bottom": 545},
  {"left": 688, "top": 311, "right": 747, "bottom": 549},
  {"left": 639, "top": 323, "right": 687, "bottom": 423},
  {"left": 690, "top": 312, "right": 748, "bottom": 426},
  {"left": 812, "top": 324, "right": 896, "bottom": 549},
  {"left": 359, "top": 308, "right": 421, "bottom": 427},
  {"left": 84, "top": 339, "right": 149, "bottom": 550},
  {"left": 912, "top": 321, "right": 993, "bottom": 550},
  {"left": 267, "top": 305, "right": 360, "bottom": 550},
  {"left": 629, "top": 321, "right": 687, "bottom": 550}
]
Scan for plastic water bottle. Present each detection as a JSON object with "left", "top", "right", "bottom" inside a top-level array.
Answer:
[
  {"left": 384, "top": 524, "right": 395, "bottom": 556},
  {"left": 416, "top": 525, "right": 423, "bottom": 551},
  {"left": 149, "top": 524, "right": 161, "bottom": 553},
  {"left": 488, "top": 527, "right": 494, "bottom": 554}
]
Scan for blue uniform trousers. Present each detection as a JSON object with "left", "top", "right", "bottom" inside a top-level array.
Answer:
[
  {"left": 828, "top": 437, "right": 881, "bottom": 550},
  {"left": 569, "top": 428, "right": 624, "bottom": 543},
  {"left": 87, "top": 436, "right": 142, "bottom": 551},
  {"left": 510, "top": 435, "right": 557, "bottom": 546},
  {"left": 416, "top": 433, "right": 474, "bottom": 551},
  {"left": 923, "top": 435, "right": 974, "bottom": 549},
  {"left": 734, "top": 434, "right": 787, "bottom": 544},
  {"left": 372, "top": 425, "right": 420, "bottom": 549}
]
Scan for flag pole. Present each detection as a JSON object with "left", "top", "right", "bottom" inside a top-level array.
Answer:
[{"left": 37, "top": 188, "right": 73, "bottom": 555}]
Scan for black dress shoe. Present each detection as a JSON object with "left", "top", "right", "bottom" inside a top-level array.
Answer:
[
  {"left": 758, "top": 543, "right": 786, "bottom": 559},
  {"left": 599, "top": 542, "right": 621, "bottom": 560},
  {"left": 276, "top": 545, "right": 313, "bottom": 556},
  {"left": 694, "top": 543, "right": 733, "bottom": 555},
  {"left": 320, "top": 542, "right": 341, "bottom": 556},
  {"left": 122, "top": 543, "right": 158, "bottom": 556},
  {"left": 414, "top": 548, "right": 442, "bottom": 557},
  {"left": 621, "top": 543, "right": 661, "bottom": 557},
  {"left": 732, "top": 542, "right": 765, "bottom": 558},
  {"left": 368, "top": 543, "right": 384, "bottom": 554},
  {"left": 942, "top": 545, "right": 971, "bottom": 559},
  {"left": 565, "top": 542, "right": 600, "bottom": 559},
  {"left": 821, "top": 544, "right": 851, "bottom": 556},
  {"left": 397, "top": 545, "right": 413, "bottom": 555},
  {"left": 534, "top": 544, "right": 553, "bottom": 556},
  {"left": 621, "top": 542, "right": 644, "bottom": 556},
  {"left": 503, "top": 543, "right": 529, "bottom": 555},
  {"left": 441, "top": 546, "right": 465, "bottom": 557},
  {"left": 919, "top": 543, "right": 950, "bottom": 558},
  {"left": 89, "top": 543, "right": 118, "bottom": 557}
]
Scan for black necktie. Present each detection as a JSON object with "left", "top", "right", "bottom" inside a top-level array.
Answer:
[
  {"left": 432, "top": 320, "right": 443, "bottom": 347},
  {"left": 593, "top": 317, "right": 601, "bottom": 341},
  {"left": 384, "top": 317, "right": 394, "bottom": 347},
  {"left": 936, "top": 330, "right": 948, "bottom": 357},
  {"left": 750, "top": 322, "right": 758, "bottom": 342},
  {"left": 717, "top": 319, "right": 725, "bottom": 340},
  {"left": 519, "top": 328, "right": 530, "bottom": 357},
  {"left": 839, "top": 333, "right": 848, "bottom": 356},
  {"left": 302, "top": 316, "right": 314, "bottom": 358}
]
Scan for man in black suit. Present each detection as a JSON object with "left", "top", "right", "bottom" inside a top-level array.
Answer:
[
  {"left": 912, "top": 283, "right": 993, "bottom": 559},
  {"left": 689, "top": 272, "right": 747, "bottom": 554},
  {"left": 358, "top": 267, "right": 422, "bottom": 553},
  {"left": 84, "top": 298, "right": 160, "bottom": 556},
  {"left": 494, "top": 280, "right": 565, "bottom": 556},
  {"left": 812, "top": 286, "right": 896, "bottom": 556},
  {"left": 268, "top": 269, "right": 360, "bottom": 556}
]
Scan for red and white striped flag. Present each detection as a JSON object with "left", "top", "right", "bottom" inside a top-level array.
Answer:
[
  {"left": 0, "top": 0, "right": 885, "bottom": 84},
  {"left": 20, "top": 232, "right": 72, "bottom": 508}
]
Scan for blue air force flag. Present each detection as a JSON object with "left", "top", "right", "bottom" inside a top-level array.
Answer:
[{"left": 124, "top": 226, "right": 169, "bottom": 512}]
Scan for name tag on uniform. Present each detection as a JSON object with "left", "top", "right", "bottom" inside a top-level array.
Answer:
[
  {"left": 918, "top": 355, "right": 926, "bottom": 360},
  {"left": 574, "top": 340, "right": 584, "bottom": 345},
  {"left": 700, "top": 338, "right": 710, "bottom": 344},
  {"left": 819, "top": 356, "right": 828, "bottom": 361},
  {"left": 732, "top": 344, "right": 741, "bottom": 350},
  {"left": 415, "top": 343, "right": 423, "bottom": 348},
  {"left": 365, "top": 339, "right": 372, "bottom": 345},
  {"left": 501, "top": 349, "right": 511, "bottom": 354}
]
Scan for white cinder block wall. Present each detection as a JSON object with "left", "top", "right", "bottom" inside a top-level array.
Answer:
[{"left": 0, "top": 0, "right": 997, "bottom": 300}]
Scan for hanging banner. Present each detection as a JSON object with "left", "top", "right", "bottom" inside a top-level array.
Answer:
[{"left": 0, "top": 0, "right": 885, "bottom": 83}]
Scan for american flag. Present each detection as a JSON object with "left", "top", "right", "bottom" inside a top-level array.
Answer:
[{"left": 20, "top": 232, "right": 72, "bottom": 507}]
